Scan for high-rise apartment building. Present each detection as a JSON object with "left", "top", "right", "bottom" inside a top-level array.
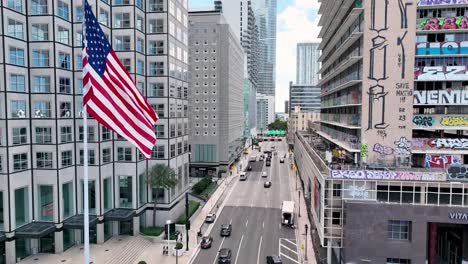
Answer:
[
  {"left": 0, "top": 0, "right": 189, "bottom": 262},
  {"left": 296, "top": 42, "right": 320, "bottom": 85},
  {"left": 256, "top": 93, "right": 275, "bottom": 132},
  {"left": 188, "top": 10, "right": 244, "bottom": 177},
  {"left": 293, "top": 0, "right": 468, "bottom": 263},
  {"left": 289, "top": 82, "right": 321, "bottom": 113},
  {"left": 252, "top": 0, "right": 277, "bottom": 96}
]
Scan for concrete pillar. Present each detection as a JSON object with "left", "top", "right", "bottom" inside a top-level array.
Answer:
[
  {"left": 96, "top": 223, "right": 104, "bottom": 244},
  {"left": 5, "top": 240, "right": 15, "bottom": 264},
  {"left": 30, "top": 239, "right": 38, "bottom": 255},
  {"left": 54, "top": 231, "right": 64, "bottom": 253},
  {"left": 113, "top": 221, "right": 119, "bottom": 236},
  {"left": 327, "top": 242, "right": 332, "bottom": 264},
  {"left": 133, "top": 216, "right": 140, "bottom": 236}
]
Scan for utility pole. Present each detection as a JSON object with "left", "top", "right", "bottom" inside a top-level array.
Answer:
[
  {"left": 305, "top": 224, "right": 308, "bottom": 261},
  {"left": 185, "top": 192, "right": 190, "bottom": 251}
]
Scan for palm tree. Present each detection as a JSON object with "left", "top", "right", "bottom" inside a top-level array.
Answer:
[{"left": 147, "top": 164, "right": 178, "bottom": 227}]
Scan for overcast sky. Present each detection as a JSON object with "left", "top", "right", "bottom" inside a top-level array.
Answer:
[{"left": 189, "top": 0, "right": 321, "bottom": 112}]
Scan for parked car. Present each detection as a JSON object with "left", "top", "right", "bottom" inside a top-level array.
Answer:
[
  {"left": 280, "top": 158, "right": 285, "bottom": 163},
  {"left": 239, "top": 173, "right": 247, "bottom": 181},
  {"left": 200, "top": 236, "right": 213, "bottom": 249},
  {"left": 262, "top": 171, "right": 268, "bottom": 177},
  {"left": 264, "top": 181, "right": 272, "bottom": 188},
  {"left": 218, "top": 248, "right": 232, "bottom": 263},
  {"left": 266, "top": 255, "right": 282, "bottom": 264},
  {"left": 205, "top": 213, "right": 216, "bottom": 223},
  {"left": 220, "top": 224, "right": 232, "bottom": 236}
]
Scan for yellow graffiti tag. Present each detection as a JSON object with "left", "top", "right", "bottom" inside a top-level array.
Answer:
[{"left": 440, "top": 116, "right": 468, "bottom": 126}]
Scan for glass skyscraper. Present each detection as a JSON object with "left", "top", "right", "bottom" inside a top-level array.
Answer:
[{"left": 296, "top": 42, "right": 320, "bottom": 85}]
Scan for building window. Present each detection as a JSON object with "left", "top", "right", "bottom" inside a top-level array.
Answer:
[
  {"left": 9, "top": 47, "right": 24, "bottom": 65},
  {"left": 149, "top": 19, "right": 164, "bottom": 33},
  {"left": 13, "top": 153, "right": 28, "bottom": 171},
  {"left": 36, "top": 127, "right": 52, "bottom": 144},
  {"left": 80, "top": 149, "right": 95, "bottom": 165},
  {"left": 149, "top": 41, "right": 164, "bottom": 55},
  {"left": 32, "top": 50, "right": 49, "bottom": 67},
  {"left": 81, "top": 180, "right": 96, "bottom": 214},
  {"left": 139, "top": 174, "right": 146, "bottom": 206},
  {"left": 15, "top": 187, "right": 29, "bottom": 228},
  {"left": 102, "top": 148, "right": 111, "bottom": 163},
  {"left": 57, "top": 1, "right": 69, "bottom": 20},
  {"left": 136, "top": 15, "right": 144, "bottom": 30},
  {"left": 152, "top": 104, "right": 164, "bottom": 118},
  {"left": 102, "top": 127, "right": 111, "bottom": 141},
  {"left": 115, "top": 0, "right": 130, "bottom": 5},
  {"left": 333, "top": 183, "right": 342, "bottom": 197},
  {"left": 114, "top": 13, "right": 130, "bottom": 28},
  {"left": 386, "top": 258, "right": 411, "bottom": 264},
  {"left": 122, "top": 58, "right": 131, "bottom": 72},
  {"left": 149, "top": 62, "right": 164, "bottom": 76},
  {"left": 12, "top": 127, "right": 27, "bottom": 145},
  {"left": 115, "top": 36, "right": 131, "bottom": 51},
  {"left": 31, "top": 24, "right": 48, "bottom": 41},
  {"left": 31, "top": 0, "right": 48, "bottom": 15},
  {"left": 99, "top": 8, "right": 109, "bottom": 26},
  {"left": 60, "top": 102, "right": 72, "bottom": 118},
  {"left": 9, "top": 74, "right": 25, "bottom": 92},
  {"left": 58, "top": 52, "right": 71, "bottom": 69},
  {"left": 137, "top": 60, "right": 144, "bottom": 74},
  {"left": 170, "top": 144, "right": 176, "bottom": 158},
  {"left": 75, "top": 6, "right": 83, "bottom": 21},
  {"left": 60, "top": 126, "right": 72, "bottom": 143},
  {"left": 7, "top": 19, "right": 23, "bottom": 39},
  {"left": 57, "top": 27, "right": 69, "bottom": 44},
  {"left": 38, "top": 185, "right": 53, "bottom": 221},
  {"left": 388, "top": 220, "right": 411, "bottom": 241},
  {"left": 151, "top": 145, "right": 164, "bottom": 159},
  {"left": 63, "top": 182, "right": 73, "bottom": 218},
  {"left": 59, "top": 77, "right": 71, "bottom": 94},
  {"left": 149, "top": 0, "right": 164, "bottom": 11},
  {"left": 154, "top": 125, "right": 165, "bottom": 138},
  {"left": 103, "top": 178, "right": 112, "bottom": 212},
  {"left": 33, "top": 101, "right": 51, "bottom": 118},
  {"left": 36, "top": 152, "right": 53, "bottom": 168},
  {"left": 7, "top": 0, "right": 22, "bottom": 12},
  {"left": 33, "top": 76, "right": 50, "bottom": 93},
  {"left": 117, "top": 147, "right": 132, "bottom": 161},
  {"left": 136, "top": 38, "right": 144, "bottom": 52},
  {"left": 118, "top": 176, "right": 132, "bottom": 208},
  {"left": 79, "top": 126, "right": 95, "bottom": 142},
  {"left": 177, "top": 142, "right": 182, "bottom": 155},
  {"left": 61, "top": 150, "right": 72, "bottom": 167},
  {"left": 149, "top": 83, "right": 164, "bottom": 97},
  {"left": 10, "top": 100, "right": 26, "bottom": 118}
]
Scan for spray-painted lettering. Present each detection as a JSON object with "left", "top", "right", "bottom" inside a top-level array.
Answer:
[
  {"left": 416, "top": 41, "right": 468, "bottom": 55},
  {"left": 415, "top": 66, "right": 468, "bottom": 81},
  {"left": 429, "top": 138, "right": 468, "bottom": 149},
  {"left": 419, "top": 0, "right": 468, "bottom": 6},
  {"left": 330, "top": 170, "right": 445, "bottom": 181},
  {"left": 360, "top": 144, "right": 368, "bottom": 158},
  {"left": 425, "top": 154, "right": 461, "bottom": 168},
  {"left": 440, "top": 116, "right": 468, "bottom": 126},
  {"left": 447, "top": 165, "right": 468, "bottom": 181},
  {"left": 373, "top": 143, "right": 394, "bottom": 155},
  {"left": 418, "top": 16, "right": 468, "bottom": 30},
  {"left": 394, "top": 137, "right": 411, "bottom": 155},
  {"left": 413, "top": 115, "right": 435, "bottom": 127},
  {"left": 413, "top": 90, "right": 468, "bottom": 105}
]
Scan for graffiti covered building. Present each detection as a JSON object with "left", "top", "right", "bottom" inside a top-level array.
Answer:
[{"left": 300, "top": 0, "right": 468, "bottom": 263}]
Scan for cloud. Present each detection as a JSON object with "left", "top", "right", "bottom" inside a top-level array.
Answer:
[{"left": 275, "top": 0, "right": 321, "bottom": 112}]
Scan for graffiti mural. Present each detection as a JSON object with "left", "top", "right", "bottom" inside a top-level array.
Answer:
[
  {"left": 373, "top": 143, "right": 394, "bottom": 155},
  {"left": 415, "top": 66, "right": 468, "bottom": 81},
  {"left": 425, "top": 154, "right": 461, "bottom": 168},
  {"left": 418, "top": 0, "right": 468, "bottom": 5},
  {"left": 418, "top": 16, "right": 468, "bottom": 30},
  {"left": 413, "top": 90, "right": 468, "bottom": 105},
  {"left": 447, "top": 165, "right": 468, "bottom": 181},
  {"left": 416, "top": 41, "right": 468, "bottom": 55},
  {"left": 440, "top": 116, "right": 468, "bottom": 126},
  {"left": 430, "top": 138, "right": 468, "bottom": 149},
  {"left": 413, "top": 115, "right": 435, "bottom": 127},
  {"left": 330, "top": 170, "right": 446, "bottom": 181},
  {"left": 394, "top": 137, "right": 411, "bottom": 155},
  {"left": 360, "top": 144, "right": 368, "bottom": 158}
]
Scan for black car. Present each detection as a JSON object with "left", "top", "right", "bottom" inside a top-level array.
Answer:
[
  {"left": 264, "top": 181, "right": 271, "bottom": 188},
  {"left": 218, "top": 248, "right": 232, "bottom": 263},
  {"left": 266, "top": 255, "right": 282, "bottom": 264},
  {"left": 280, "top": 158, "right": 285, "bottom": 163},
  {"left": 200, "top": 236, "right": 213, "bottom": 249},
  {"left": 247, "top": 165, "right": 252, "bottom": 171},
  {"left": 220, "top": 224, "right": 232, "bottom": 236},
  {"left": 266, "top": 161, "right": 271, "bottom": 167}
]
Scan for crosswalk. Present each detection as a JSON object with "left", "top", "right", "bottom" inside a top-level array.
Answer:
[{"left": 279, "top": 238, "right": 300, "bottom": 264}]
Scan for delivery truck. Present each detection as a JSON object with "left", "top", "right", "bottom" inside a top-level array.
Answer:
[{"left": 281, "top": 201, "right": 294, "bottom": 226}]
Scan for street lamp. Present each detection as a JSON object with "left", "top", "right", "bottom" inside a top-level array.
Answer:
[
  {"left": 166, "top": 219, "right": 171, "bottom": 251},
  {"left": 185, "top": 191, "right": 190, "bottom": 251},
  {"left": 305, "top": 224, "right": 308, "bottom": 261}
]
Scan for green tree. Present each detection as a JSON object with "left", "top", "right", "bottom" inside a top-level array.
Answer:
[
  {"left": 147, "top": 164, "right": 178, "bottom": 227},
  {"left": 268, "top": 119, "right": 288, "bottom": 131}
]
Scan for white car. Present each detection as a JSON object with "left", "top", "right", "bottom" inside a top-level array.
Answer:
[
  {"left": 262, "top": 171, "right": 267, "bottom": 177},
  {"left": 205, "top": 213, "right": 216, "bottom": 223},
  {"left": 239, "top": 173, "right": 247, "bottom": 181}
]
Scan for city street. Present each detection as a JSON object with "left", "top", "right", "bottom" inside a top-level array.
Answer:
[{"left": 193, "top": 140, "right": 300, "bottom": 264}]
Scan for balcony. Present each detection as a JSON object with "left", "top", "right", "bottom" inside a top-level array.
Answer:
[
  {"left": 320, "top": 114, "right": 361, "bottom": 129},
  {"left": 412, "top": 137, "right": 468, "bottom": 154},
  {"left": 321, "top": 90, "right": 361, "bottom": 109},
  {"left": 319, "top": 56, "right": 362, "bottom": 86},
  {"left": 320, "top": 32, "right": 362, "bottom": 71},
  {"left": 317, "top": 126, "right": 360, "bottom": 152}
]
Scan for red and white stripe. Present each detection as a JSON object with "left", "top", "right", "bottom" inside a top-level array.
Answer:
[{"left": 83, "top": 49, "right": 158, "bottom": 158}]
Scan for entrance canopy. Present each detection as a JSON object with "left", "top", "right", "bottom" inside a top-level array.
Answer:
[
  {"left": 63, "top": 214, "right": 98, "bottom": 229},
  {"left": 15, "top": 222, "right": 56, "bottom": 239},
  {"left": 104, "top": 209, "right": 135, "bottom": 221}
]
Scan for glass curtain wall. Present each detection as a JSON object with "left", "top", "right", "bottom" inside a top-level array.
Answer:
[
  {"left": 119, "top": 176, "right": 132, "bottom": 208},
  {"left": 103, "top": 178, "right": 112, "bottom": 212},
  {"left": 139, "top": 174, "right": 146, "bottom": 206},
  {"left": 62, "top": 182, "right": 73, "bottom": 219},
  {"left": 38, "top": 185, "right": 53, "bottom": 221},
  {"left": 15, "top": 187, "right": 29, "bottom": 227},
  {"left": 81, "top": 180, "right": 96, "bottom": 214}
]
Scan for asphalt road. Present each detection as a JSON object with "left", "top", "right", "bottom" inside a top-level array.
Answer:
[{"left": 193, "top": 140, "right": 299, "bottom": 264}]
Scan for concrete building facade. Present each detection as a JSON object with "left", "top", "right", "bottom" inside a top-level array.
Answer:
[
  {"left": 295, "top": 0, "right": 468, "bottom": 263},
  {"left": 256, "top": 93, "right": 275, "bottom": 133},
  {"left": 296, "top": 42, "right": 320, "bottom": 85},
  {"left": 0, "top": 0, "right": 190, "bottom": 262},
  {"left": 188, "top": 10, "right": 244, "bottom": 178}
]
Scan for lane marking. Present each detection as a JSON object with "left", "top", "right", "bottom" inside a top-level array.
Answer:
[
  {"left": 281, "top": 244, "right": 299, "bottom": 255},
  {"left": 250, "top": 202, "right": 253, "bottom": 207},
  {"left": 279, "top": 253, "right": 300, "bottom": 264},
  {"left": 262, "top": 221, "right": 264, "bottom": 229},
  {"left": 283, "top": 239, "right": 297, "bottom": 247},
  {"left": 230, "top": 219, "right": 233, "bottom": 224},
  {"left": 245, "top": 220, "right": 249, "bottom": 227},
  {"left": 212, "top": 236, "right": 226, "bottom": 264},
  {"left": 256, "top": 236, "right": 263, "bottom": 264},
  {"left": 234, "top": 235, "right": 244, "bottom": 264}
]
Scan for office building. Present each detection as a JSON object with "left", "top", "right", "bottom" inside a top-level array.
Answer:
[
  {"left": 0, "top": 0, "right": 189, "bottom": 262},
  {"left": 294, "top": 0, "right": 468, "bottom": 263},
  {"left": 285, "top": 100, "right": 289, "bottom": 114},
  {"left": 288, "top": 106, "right": 320, "bottom": 134},
  {"left": 188, "top": 10, "right": 244, "bottom": 177},
  {"left": 252, "top": 0, "right": 277, "bottom": 96},
  {"left": 289, "top": 82, "right": 321, "bottom": 113},
  {"left": 256, "top": 93, "right": 275, "bottom": 133},
  {"left": 296, "top": 42, "right": 320, "bottom": 85}
]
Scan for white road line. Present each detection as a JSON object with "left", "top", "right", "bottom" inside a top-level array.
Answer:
[
  {"left": 283, "top": 238, "right": 297, "bottom": 247},
  {"left": 251, "top": 202, "right": 254, "bottom": 207},
  {"left": 281, "top": 244, "right": 299, "bottom": 255},
  {"left": 279, "top": 252, "right": 300, "bottom": 264},
  {"left": 262, "top": 221, "right": 264, "bottom": 229},
  {"left": 245, "top": 219, "right": 249, "bottom": 227},
  {"left": 230, "top": 219, "right": 233, "bottom": 224},
  {"left": 212, "top": 236, "right": 226, "bottom": 264},
  {"left": 234, "top": 235, "right": 244, "bottom": 264},
  {"left": 256, "top": 236, "right": 263, "bottom": 264}
]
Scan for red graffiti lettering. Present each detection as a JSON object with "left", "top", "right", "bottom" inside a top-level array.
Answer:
[
  {"left": 425, "top": 18, "right": 441, "bottom": 30},
  {"left": 443, "top": 17, "right": 457, "bottom": 29}
]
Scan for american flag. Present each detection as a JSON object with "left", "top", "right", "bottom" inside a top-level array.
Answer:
[{"left": 83, "top": 0, "right": 157, "bottom": 158}]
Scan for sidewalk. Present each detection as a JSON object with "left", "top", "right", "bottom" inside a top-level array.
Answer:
[{"left": 289, "top": 155, "right": 317, "bottom": 264}]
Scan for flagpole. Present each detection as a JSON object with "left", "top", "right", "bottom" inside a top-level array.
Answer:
[{"left": 82, "top": 1, "right": 90, "bottom": 263}]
